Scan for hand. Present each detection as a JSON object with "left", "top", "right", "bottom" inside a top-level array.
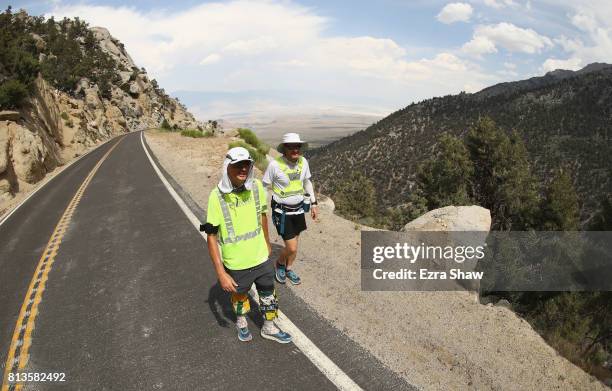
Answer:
[
  {"left": 311, "top": 205, "right": 319, "bottom": 220},
  {"left": 218, "top": 271, "right": 238, "bottom": 293}
]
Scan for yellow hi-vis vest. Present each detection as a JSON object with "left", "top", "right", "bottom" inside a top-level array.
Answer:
[
  {"left": 272, "top": 157, "right": 304, "bottom": 199},
  {"left": 214, "top": 180, "right": 267, "bottom": 270}
]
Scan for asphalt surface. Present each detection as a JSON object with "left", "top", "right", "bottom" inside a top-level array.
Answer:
[{"left": 0, "top": 131, "right": 415, "bottom": 391}]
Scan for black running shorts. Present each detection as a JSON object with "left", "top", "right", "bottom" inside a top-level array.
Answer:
[{"left": 271, "top": 200, "right": 307, "bottom": 241}]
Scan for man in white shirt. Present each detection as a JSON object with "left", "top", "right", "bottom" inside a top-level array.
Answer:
[{"left": 262, "top": 133, "right": 318, "bottom": 285}]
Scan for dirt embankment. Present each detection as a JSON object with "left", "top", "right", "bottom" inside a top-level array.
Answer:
[{"left": 144, "top": 130, "right": 606, "bottom": 391}]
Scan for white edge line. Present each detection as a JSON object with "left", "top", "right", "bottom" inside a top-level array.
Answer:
[
  {"left": 0, "top": 135, "right": 120, "bottom": 227},
  {"left": 140, "top": 131, "right": 363, "bottom": 391}
]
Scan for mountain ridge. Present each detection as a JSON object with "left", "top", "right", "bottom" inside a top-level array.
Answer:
[{"left": 308, "top": 63, "right": 612, "bottom": 224}]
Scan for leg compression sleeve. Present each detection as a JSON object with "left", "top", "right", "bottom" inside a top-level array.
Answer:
[
  {"left": 231, "top": 292, "right": 251, "bottom": 315},
  {"left": 257, "top": 289, "right": 278, "bottom": 321}
]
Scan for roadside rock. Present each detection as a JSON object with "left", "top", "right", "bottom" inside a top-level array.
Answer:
[
  {"left": 403, "top": 205, "right": 491, "bottom": 232},
  {"left": 10, "top": 122, "right": 46, "bottom": 183}
]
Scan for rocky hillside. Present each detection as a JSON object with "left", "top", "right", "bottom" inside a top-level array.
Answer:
[
  {"left": 0, "top": 8, "right": 201, "bottom": 203},
  {"left": 308, "top": 63, "right": 612, "bottom": 224}
]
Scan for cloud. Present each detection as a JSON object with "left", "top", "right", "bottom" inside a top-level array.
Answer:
[
  {"left": 200, "top": 53, "right": 221, "bottom": 65},
  {"left": 482, "top": 0, "right": 516, "bottom": 9},
  {"left": 436, "top": 3, "right": 473, "bottom": 24},
  {"left": 48, "top": 1, "right": 327, "bottom": 75},
  {"left": 223, "top": 36, "right": 279, "bottom": 55},
  {"left": 462, "top": 22, "right": 553, "bottom": 57},
  {"left": 537, "top": 2, "right": 612, "bottom": 74},
  {"left": 540, "top": 57, "right": 582, "bottom": 73},
  {"left": 462, "top": 36, "right": 497, "bottom": 56},
  {"left": 571, "top": 11, "right": 597, "bottom": 32},
  {"left": 48, "top": 1, "right": 497, "bottom": 118}
]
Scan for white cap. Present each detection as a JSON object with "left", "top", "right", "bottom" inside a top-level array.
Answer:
[
  {"left": 281, "top": 133, "right": 305, "bottom": 144},
  {"left": 217, "top": 147, "right": 255, "bottom": 193},
  {"left": 225, "top": 147, "right": 254, "bottom": 164}
]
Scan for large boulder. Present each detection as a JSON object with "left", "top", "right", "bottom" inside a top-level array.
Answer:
[
  {"left": 105, "top": 105, "right": 126, "bottom": 127},
  {"left": 128, "top": 82, "right": 140, "bottom": 97},
  {"left": 84, "top": 85, "right": 104, "bottom": 110},
  {"left": 90, "top": 26, "right": 137, "bottom": 70},
  {"left": 10, "top": 122, "right": 47, "bottom": 183},
  {"left": 30, "top": 32, "right": 46, "bottom": 51},
  {"left": 403, "top": 205, "right": 491, "bottom": 232},
  {"left": 402, "top": 205, "right": 491, "bottom": 295}
]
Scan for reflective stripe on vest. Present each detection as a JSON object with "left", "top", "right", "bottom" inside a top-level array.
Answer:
[
  {"left": 216, "top": 183, "right": 261, "bottom": 245},
  {"left": 272, "top": 157, "right": 304, "bottom": 198}
]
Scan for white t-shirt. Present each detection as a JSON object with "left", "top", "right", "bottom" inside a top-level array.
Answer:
[{"left": 262, "top": 156, "right": 312, "bottom": 205}]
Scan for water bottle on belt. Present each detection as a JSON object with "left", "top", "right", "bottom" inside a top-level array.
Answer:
[{"left": 303, "top": 193, "right": 311, "bottom": 212}]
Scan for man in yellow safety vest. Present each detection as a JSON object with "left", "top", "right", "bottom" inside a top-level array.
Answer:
[
  {"left": 263, "top": 133, "right": 318, "bottom": 285},
  {"left": 202, "top": 147, "right": 292, "bottom": 343}
]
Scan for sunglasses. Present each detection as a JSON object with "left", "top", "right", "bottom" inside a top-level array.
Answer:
[
  {"left": 285, "top": 144, "right": 302, "bottom": 150},
  {"left": 229, "top": 160, "right": 253, "bottom": 169}
]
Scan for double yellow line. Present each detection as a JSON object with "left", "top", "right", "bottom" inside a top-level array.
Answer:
[{"left": 1, "top": 136, "right": 124, "bottom": 391}]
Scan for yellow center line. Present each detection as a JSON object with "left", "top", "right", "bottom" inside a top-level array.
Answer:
[{"left": 1, "top": 136, "right": 125, "bottom": 391}]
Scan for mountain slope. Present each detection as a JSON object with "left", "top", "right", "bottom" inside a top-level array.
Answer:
[{"left": 308, "top": 64, "right": 612, "bottom": 223}]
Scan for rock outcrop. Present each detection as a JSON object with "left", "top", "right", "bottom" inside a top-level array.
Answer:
[
  {"left": 402, "top": 205, "right": 491, "bottom": 294},
  {"left": 403, "top": 205, "right": 491, "bottom": 232},
  {"left": 0, "top": 20, "right": 203, "bottom": 204}
]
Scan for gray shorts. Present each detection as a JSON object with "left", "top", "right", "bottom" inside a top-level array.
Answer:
[{"left": 225, "top": 258, "right": 275, "bottom": 294}]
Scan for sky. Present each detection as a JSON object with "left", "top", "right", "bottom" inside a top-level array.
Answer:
[{"left": 8, "top": 0, "right": 612, "bottom": 120}]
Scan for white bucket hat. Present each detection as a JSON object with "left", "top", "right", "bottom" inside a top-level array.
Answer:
[
  {"left": 217, "top": 147, "right": 255, "bottom": 193},
  {"left": 277, "top": 132, "right": 306, "bottom": 153}
]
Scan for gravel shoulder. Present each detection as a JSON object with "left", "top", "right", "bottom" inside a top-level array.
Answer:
[{"left": 144, "top": 130, "right": 606, "bottom": 391}]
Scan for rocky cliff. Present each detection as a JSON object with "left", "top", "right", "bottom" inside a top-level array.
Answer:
[{"left": 0, "top": 11, "right": 201, "bottom": 203}]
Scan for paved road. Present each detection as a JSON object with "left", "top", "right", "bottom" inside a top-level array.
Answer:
[{"left": 0, "top": 131, "right": 415, "bottom": 390}]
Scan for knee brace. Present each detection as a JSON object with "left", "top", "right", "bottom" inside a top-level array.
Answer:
[
  {"left": 257, "top": 289, "right": 278, "bottom": 321},
  {"left": 230, "top": 293, "right": 250, "bottom": 315}
]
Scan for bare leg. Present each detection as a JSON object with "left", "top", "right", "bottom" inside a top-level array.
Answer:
[
  {"left": 284, "top": 236, "right": 299, "bottom": 270},
  {"left": 276, "top": 242, "right": 287, "bottom": 265}
]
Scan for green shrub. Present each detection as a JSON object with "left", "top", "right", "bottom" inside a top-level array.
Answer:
[
  {"left": 0, "top": 79, "right": 29, "bottom": 109},
  {"left": 161, "top": 119, "right": 171, "bottom": 130},
  {"left": 237, "top": 128, "right": 270, "bottom": 155},
  {"left": 334, "top": 172, "right": 376, "bottom": 220},
  {"left": 60, "top": 111, "right": 69, "bottom": 120},
  {"left": 181, "top": 130, "right": 204, "bottom": 138}
]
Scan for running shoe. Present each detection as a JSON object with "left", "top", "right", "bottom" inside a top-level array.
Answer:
[
  {"left": 286, "top": 269, "right": 301, "bottom": 285},
  {"left": 275, "top": 263, "right": 286, "bottom": 284},
  {"left": 260, "top": 328, "right": 292, "bottom": 344},
  {"left": 237, "top": 326, "right": 253, "bottom": 342}
]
